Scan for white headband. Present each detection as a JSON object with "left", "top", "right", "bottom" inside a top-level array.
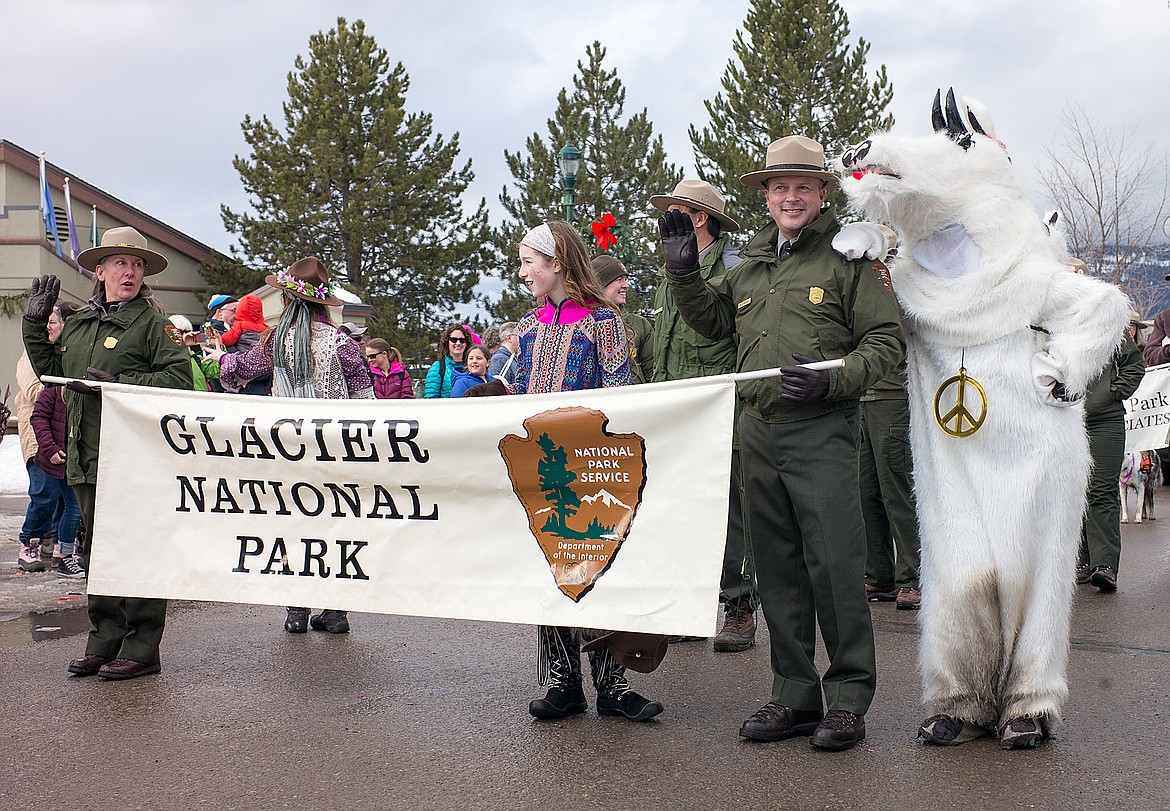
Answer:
[{"left": 520, "top": 223, "right": 556, "bottom": 257}]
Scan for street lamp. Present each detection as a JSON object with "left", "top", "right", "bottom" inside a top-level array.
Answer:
[{"left": 557, "top": 140, "right": 582, "bottom": 223}]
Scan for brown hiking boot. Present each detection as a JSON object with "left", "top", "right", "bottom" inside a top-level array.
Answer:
[
  {"left": 895, "top": 587, "right": 921, "bottom": 610},
  {"left": 713, "top": 598, "right": 756, "bottom": 652}
]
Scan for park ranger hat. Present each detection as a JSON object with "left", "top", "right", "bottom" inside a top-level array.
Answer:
[
  {"left": 650, "top": 179, "right": 740, "bottom": 232},
  {"left": 77, "top": 226, "right": 169, "bottom": 275},
  {"left": 740, "top": 135, "right": 839, "bottom": 190}
]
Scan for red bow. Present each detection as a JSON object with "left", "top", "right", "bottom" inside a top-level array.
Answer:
[{"left": 591, "top": 212, "right": 618, "bottom": 251}]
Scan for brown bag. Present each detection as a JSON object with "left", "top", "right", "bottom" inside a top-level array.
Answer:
[{"left": 581, "top": 631, "right": 669, "bottom": 673}]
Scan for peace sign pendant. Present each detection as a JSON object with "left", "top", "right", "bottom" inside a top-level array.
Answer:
[{"left": 934, "top": 366, "right": 987, "bottom": 438}]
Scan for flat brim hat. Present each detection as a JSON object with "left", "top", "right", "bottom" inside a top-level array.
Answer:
[
  {"left": 649, "top": 179, "right": 740, "bottom": 232},
  {"left": 581, "top": 631, "right": 669, "bottom": 673},
  {"left": 265, "top": 256, "right": 344, "bottom": 307},
  {"left": 77, "top": 226, "right": 169, "bottom": 275},
  {"left": 740, "top": 135, "right": 839, "bottom": 190},
  {"left": 591, "top": 255, "right": 627, "bottom": 288}
]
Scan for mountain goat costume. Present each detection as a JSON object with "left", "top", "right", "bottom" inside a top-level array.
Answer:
[{"left": 838, "top": 90, "right": 1129, "bottom": 749}]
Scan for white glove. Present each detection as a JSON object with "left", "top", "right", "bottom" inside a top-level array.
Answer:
[
  {"left": 1031, "top": 350, "right": 1081, "bottom": 408},
  {"left": 832, "top": 222, "right": 889, "bottom": 261}
]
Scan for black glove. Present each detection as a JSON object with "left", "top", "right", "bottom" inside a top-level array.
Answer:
[
  {"left": 779, "top": 352, "right": 830, "bottom": 403},
  {"left": 66, "top": 367, "right": 118, "bottom": 397},
  {"left": 24, "top": 275, "right": 60, "bottom": 323},
  {"left": 657, "top": 210, "right": 699, "bottom": 276},
  {"left": 463, "top": 379, "right": 508, "bottom": 398}
]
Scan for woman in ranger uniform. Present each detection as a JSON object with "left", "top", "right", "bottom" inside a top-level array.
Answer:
[{"left": 22, "top": 226, "right": 193, "bottom": 681}]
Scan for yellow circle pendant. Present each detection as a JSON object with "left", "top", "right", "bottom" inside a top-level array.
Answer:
[{"left": 934, "top": 367, "right": 987, "bottom": 438}]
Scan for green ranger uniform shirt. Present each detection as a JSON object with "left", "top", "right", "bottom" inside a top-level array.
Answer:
[
  {"left": 622, "top": 311, "right": 655, "bottom": 384},
  {"left": 1083, "top": 334, "right": 1145, "bottom": 421},
  {"left": 651, "top": 234, "right": 740, "bottom": 382},
  {"left": 23, "top": 297, "right": 194, "bottom": 485},
  {"left": 668, "top": 208, "right": 906, "bottom": 423}
]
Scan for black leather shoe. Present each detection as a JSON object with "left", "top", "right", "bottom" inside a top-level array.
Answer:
[
  {"left": 529, "top": 685, "right": 587, "bottom": 719},
  {"left": 67, "top": 654, "right": 113, "bottom": 677},
  {"left": 811, "top": 709, "right": 866, "bottom": 751},
  {"left": 310, "top": 610, "right": 350, "bottom": 634},
  {"left": 739, "top": 702, "right": 823, "bottom": 742},
  {"left": 98, "top": 658, "right": 161, "bottom": 680}
]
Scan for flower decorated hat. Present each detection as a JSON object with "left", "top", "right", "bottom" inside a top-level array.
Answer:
[{"left": 265, "top": 256, "right": 343, "bottom": 306}]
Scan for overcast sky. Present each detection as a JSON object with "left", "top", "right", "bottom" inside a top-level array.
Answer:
[{"left": 4, "top": 0, "right": 1167, "bottom": 265}]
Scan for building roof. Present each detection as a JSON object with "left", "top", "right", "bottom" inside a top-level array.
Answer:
[{"left": 0, "top": 139, "right": 215, "bottom": 265}]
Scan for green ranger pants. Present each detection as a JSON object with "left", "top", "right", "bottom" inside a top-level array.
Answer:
[
  {"left": 75, "top": 483, "right": 168, "bottom": 665},
  {"left": 740, "top": 409, "right": 877, "bottom": 715},
  {"left": 859, "top": 398, "right": 921, "bottom": 589},
  {"left": 1080, "top": 416, "right": 1125, "bottom": 573},
  {"left": 720, "top": 450, "right": 758, "bottom": 607}
]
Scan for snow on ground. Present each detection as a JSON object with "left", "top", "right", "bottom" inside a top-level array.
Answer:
[{"left": 0, "top": 439, "right": 28, "bottom": 496}]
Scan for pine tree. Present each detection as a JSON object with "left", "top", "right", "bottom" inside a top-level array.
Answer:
[
  {"left": 537, "top": 433, "right": 580, "bottom": 533},
  {"left": 221, "top": 17, "right": 491, "bottom": 359},
  {"left": 690, "top": 0, "right": 894, "bottom": 233},
  {"left": 490, "top": 42, "right": 682, "bottom": 320}
]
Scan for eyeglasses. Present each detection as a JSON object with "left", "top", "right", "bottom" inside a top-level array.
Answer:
[
  {"left": 449, "top": 337, "right": 467, "bottom": 344},
  {"left": 365, "top": 352, "right": 385, "bottom": 360}
]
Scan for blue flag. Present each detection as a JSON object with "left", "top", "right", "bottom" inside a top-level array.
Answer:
[
  {"left": 64, "top": 178, "right": 81, "bottom": 267},
  {"left": 38, "top": 154, "right": 63, "bottom": 259}
]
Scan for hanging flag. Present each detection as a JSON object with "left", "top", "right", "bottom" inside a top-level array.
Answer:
[
  {"left": 38, "top": 152, "right": 63, "bottom": 258},
  {"left": 90, "top": 205, "right": 99, "bottom": 248},
  {"left": 63, "top": 177, "right": 82, "bottom": 267}
]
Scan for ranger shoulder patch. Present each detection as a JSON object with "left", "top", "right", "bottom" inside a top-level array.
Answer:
[
  {"left": 163, "top": 324, "right": 184, "bottom": 347},
  {"left": 871, "top": 262, "right": 893, "bottom": 292}
]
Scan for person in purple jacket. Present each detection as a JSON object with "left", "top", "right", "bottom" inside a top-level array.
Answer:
[
  {"left": 366, "top": 339, "right": 414, "bottom": 399},
  {"left": 29, "top": 302, "right": 86, "bottom": 578}
]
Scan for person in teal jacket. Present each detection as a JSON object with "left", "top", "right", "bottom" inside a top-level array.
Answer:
[
  {"left": 22, "top": 227, "right": 192, "bottom": 682},
  {"left": 423, "top": 324, "right": 469, "bottom": 397}
]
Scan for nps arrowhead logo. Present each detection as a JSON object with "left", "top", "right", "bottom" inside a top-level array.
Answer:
[{"left": 499, "top": 407, "right": 646, "bottom": 602}]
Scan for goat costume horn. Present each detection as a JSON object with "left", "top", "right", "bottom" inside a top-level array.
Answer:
[{"left": 932, "top": 88, "right": 974, "bottom": 150}]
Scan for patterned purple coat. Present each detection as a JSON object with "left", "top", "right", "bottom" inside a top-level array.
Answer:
[{"left": 512, "top": 298, "right": 630, "bottom": 394}]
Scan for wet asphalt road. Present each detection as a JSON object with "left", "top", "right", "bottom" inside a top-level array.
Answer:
[{"left": 1, "top": 494, "right": 1169, "bottom": 810}]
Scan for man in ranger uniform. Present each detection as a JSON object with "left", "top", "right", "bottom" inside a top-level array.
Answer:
[
  {"left": 647, "top": 179, "right": 758, "bottom": 653},
  {"left": 660, "top": 136, "right": 905, "bottom": 751}
]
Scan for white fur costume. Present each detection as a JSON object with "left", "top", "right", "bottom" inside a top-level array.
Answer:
[{"left": 839, "top": 92, "right": 1129, "bottom": 737}]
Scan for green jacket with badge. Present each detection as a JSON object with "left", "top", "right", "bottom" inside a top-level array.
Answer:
[
  {"left": 1083, "top": 334, "right": 1144, "bottom": 421},
  {"left": 651, "top": 235, "right": 740, "bottom": 382},
  {"left": 22, "top": 296, "right": 193, "bottom": 485},
  {"left": 668, "top": 209, "right": 906, "bottom": 424}
]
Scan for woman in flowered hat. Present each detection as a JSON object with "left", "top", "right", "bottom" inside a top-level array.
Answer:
[{"left": 205, "top": 256, "right": 373, "bottom": 635}]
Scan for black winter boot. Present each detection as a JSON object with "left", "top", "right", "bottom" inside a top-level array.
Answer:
[
  {"left": 591, "top": 646, "right": 663, "bottom": 722},
  {"left": 310, "top": 610, "right": 350, "bottom": 634},
  {"left": 284, "top": 607, "right": 310, "bottom": 633},
  {"left": 530, "top": 626, "right": 586, "bottom": 719}
]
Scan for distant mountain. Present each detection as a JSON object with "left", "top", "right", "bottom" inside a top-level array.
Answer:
[{"left": 581, "top": 489, "right": 631, "bottom": 510}]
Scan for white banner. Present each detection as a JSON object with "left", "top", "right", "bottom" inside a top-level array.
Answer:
[
  {"left": 91, "top": 378, "right": 735, "bottom": 636},
  {"left": 1125, "top": 363, "right": 1170, "bottom": 454}
]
